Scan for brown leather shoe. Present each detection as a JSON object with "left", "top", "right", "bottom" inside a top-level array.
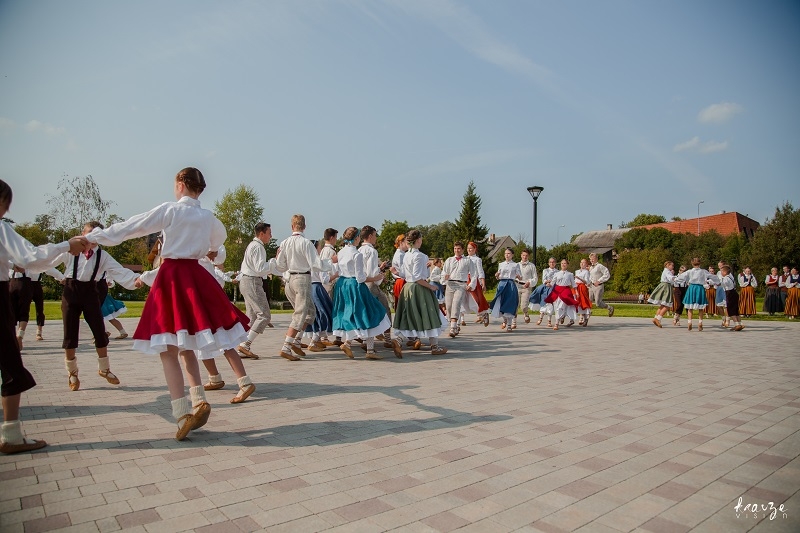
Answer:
[
  {"left": 0, "top": 439, "right": 47, "bottom": 454},
  {"left": 365, "top": 352, "right": 382, "bottom": 360},
  {"left": 204, "top": 380, "right": 225, "bottom": 391},
  {"left": 391, "top": 338, "right": 403, "bottom": 359},
  {"left": 431, "top": 346, "right": 448, "bottom": 355},
  {"left": 230, "top": 384, "right": 255, "bottom": 404},
  {"left": 340, "top": 344, "right": 354, "bottom": 358},
  {"left": 279, "top": 350, "right": 301, "bottom": 361},
  {"left": 237, "top": 345, "right": 260, "bottom": 359},
  {"left": 98, "top": 369, "right": 120, "bottom": 385},
  {"left": 192, "top": 402, "right": 211, "bottom": 429},
  {"left": 524, "top": 315, "right": 531, "bottom": 324},
  {"left": 412, "top": 339, "right": 422, "bottom": 350},
  {"left": 652, "top": 318, "right": 662, "bottom": 328},
  {"left": 290, "top": 344, "right": 306, "bottom": 357},
  {"left": 308, "top": 342, "right": 326, "bottom": 352},
  {"left": 68, "top": 370, "right": 80, "bottom": 391}
]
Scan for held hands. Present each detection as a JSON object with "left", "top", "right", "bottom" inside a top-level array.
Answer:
[
  {"left": 134, "top": 277, "right": 144, "bottom": 289},
  {"left": 331, "top": 253, "right": 338, "bottom": 264},
  {"left": 67, "top": 236, "right": 90, "bottom": 256}
]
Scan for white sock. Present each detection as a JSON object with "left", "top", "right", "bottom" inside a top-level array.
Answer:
[
  {"left": 1, "top": 421, "right": 24, "bottom": 445},
  {"left": 118, "top": 328, "right": 127, "bottom": 335},
  {"left": 18, "top": 329, "right": 26, "bottom": 339},
  {"left": 237, "top": 375, "right": 252, "bottom": 388},
  {"left": 366, "top": 338, "right": 375, "bottom": 350},
  {"left": 66, "top": 359, "right": 78, "bottom": 373},
  {"left": 189, "top": 386, "right": 207, "bottom": 407},
  {"left": 247, "top": 330, "right": 258, "bottom": 343},
  {"left": 208, "top": 373, "right": 223, "bottom": 384},
  {"left": 171, "top": 397, "right": 191, "bottom": 420},
  {"left": 98, "top": 357, "right": 111, "bottom": 372}
]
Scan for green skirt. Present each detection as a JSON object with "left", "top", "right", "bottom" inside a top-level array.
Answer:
[{"left": 393, "top": 282, "right": 447, "bottom": 338}]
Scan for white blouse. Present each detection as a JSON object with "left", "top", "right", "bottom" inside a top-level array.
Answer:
[
  {"left": 719, "top": 273, "right": 736, "bottom": 292},
  {"left": 574, "top": 268, "right": 590, "bottom": 285},
  {"left": 738, "top": 273, "right": 758, "bottom": 288},
  {"left": 496, "top": 260, "right": 521, "bottom": 280},
  {"left": 336, "top": 244, "right": 366, "bottom": 283},
  {"left": 86, "top": 196, "right": 225, "bottom": 260},
  {"left": 359, "top": 243, "right": 382, "bottom": 279},
  {"left": 0, "top": 221, "right": 69, "bottom": 282},
  {"left": 540, "top": 267, "right": 558, "bottom": 286},
  {"left": 553, "top": 270, "right": 575, "bottom": 288},
  {"left": 429, "top": 266, "right": 442, "bottom": 284},
  {"left": 659, "top": 268, "right": 676, "bottom": 284},
  {"left": 276, "top": 232, "right": 331, "bottom": 274},
  {"left": 441, "top": 255, "right": 476, "bottom": 286},
  {"left": 677, "top": 267, "right": 717, "bottom": 286},
  {"left": 52, "top": 248, "right": 138, "bottom": 289},
  {"left": 402, "top": 248, "right": 429, "bottom": 283},
  {"left": 468, "top": 254, "right": 485, "bottom": 279},
  {"left": 391, "top": 249, "right": 405, "bottom": 280}
]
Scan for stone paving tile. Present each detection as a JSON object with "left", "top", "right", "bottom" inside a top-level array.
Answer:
[{"left": 1, "top": 316, "right": 799, "bottom": 531}]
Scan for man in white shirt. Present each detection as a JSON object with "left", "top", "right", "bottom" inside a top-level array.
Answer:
[
  {"left": 588, "top": 252, "right": 614, "bottom": 317},
  {"left": 55, "top": 221, "right": 139, "bottom": 392},
  {"left": 238, "top": 222, "right": 280, "bottom": 360},
  {"left": 516, "top": 249, "right": 538, "bottom": 326},
  {"left": 441, "top": 241, "right": 477, "bottom": 337},
  {"left": 275, "top": 214, "right": 332, "bottom": 360},
  {"left": 359, "top": 226, "right": 393, "bottom": 345}
]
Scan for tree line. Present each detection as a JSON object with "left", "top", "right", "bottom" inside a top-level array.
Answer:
[{"left": 9, "top": 175, "right": 798, "bottom": 300}]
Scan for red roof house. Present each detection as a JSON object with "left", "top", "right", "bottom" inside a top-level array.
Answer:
[{"left": 638, "top": 212, "right": 760, "bottom": 238}]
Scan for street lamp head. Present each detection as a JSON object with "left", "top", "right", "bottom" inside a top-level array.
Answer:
[{"left": 527, "top": 186, "right": 544, "bottom": 200}]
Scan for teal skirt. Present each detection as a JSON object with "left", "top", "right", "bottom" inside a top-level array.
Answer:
[
  {"left": 332, "top": 277, "right": 390, "bottom": 341},
  {"left": 393, "top": 282, "right": 447, "bottom": 338}
]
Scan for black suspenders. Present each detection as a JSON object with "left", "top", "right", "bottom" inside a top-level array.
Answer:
[{"left": 72, "top": 248, "right": 103, "bottom": 282}]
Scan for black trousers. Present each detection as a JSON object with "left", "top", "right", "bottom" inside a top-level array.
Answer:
[{"left": 62, "top": 280, "right": 109, "bottom": 350}]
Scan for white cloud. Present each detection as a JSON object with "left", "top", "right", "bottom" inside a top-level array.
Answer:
[
  {"left": 673, "top": 136, "right": 728, "bottom": 154},
  {"left": 24, "top": 120, "right": 66, "bottom": 136},
  {"left": 698, "top": 102, "right": 743, "bottom": 123}
]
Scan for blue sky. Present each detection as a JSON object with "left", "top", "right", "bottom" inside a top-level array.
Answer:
[{"left": 1, "top": 0, "right": 798, "bottom": 248}]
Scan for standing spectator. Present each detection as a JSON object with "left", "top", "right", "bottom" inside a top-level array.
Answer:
[
  {"left": 779, "top": 265, "right": 791, "bottom": 312},
  {"left": 784, "top": 267, "right": 799, "bottom": 319},
  {"left": 763, "top": 267, "right": 782, "bottom": 315},
  {"left": 738, "top": 266, "right": 758, "bottom": 317}
]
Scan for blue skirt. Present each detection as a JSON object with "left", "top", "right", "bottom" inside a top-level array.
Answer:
[
  {"left": 332, "top": 277, "right": 391, "bottom": 340},
  {"left": 682, "top": 284, "right": 708, "bottom": 310},
  {"left": 305, "top": 282, "right": 333, "bottom": 334},
  {"left": 528, "top": 283, "right": 553, "bottom": 311},
  {"left": 100, "top": 294, "right": 127, "bottom": 320},
  {"left": 490, "top": 279, "right": 519, "bottom": 317}
]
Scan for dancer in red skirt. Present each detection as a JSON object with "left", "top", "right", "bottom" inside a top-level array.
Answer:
[
  {"left": 85, "top": 168, "right": 251, "bottom": 441},
  {"left": 574, "top": 259, "right": 593, "bottom": 326},
  {"left": 465, "top": 242, "right": 491, "bottom": 326}
]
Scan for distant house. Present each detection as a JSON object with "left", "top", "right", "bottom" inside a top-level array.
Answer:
[
  {"left": 637, "top": 212, "right": 760, "bottom": 237},
  {"left": 485, "top": 234, "right": 517, "bottom": 262},
  {"left": 572, "top": 224, "right": 630, "bottom": 264}
]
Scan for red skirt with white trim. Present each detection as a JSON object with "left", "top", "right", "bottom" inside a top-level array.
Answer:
[
  {"left": 133, "top": 259, "right": 249, "bottom": 355},
  {"left": 545, "top": 285, "right": 580, "bottom": 307}
]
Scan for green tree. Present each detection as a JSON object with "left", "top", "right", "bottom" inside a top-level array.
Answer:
[
  {"left": 418, "top": 220, "right": 457, "bottom": 259},
  {"left": 213, "top": 185, "right": 264, "bottom": 273},
  {"left": 376, "top": 220, "right": 410, "bottom": 261},
  {"left": 620, "top": 213, "right": 667, "bottom": 228},
  {"left": 46, "top": 174, "right": 115, "bottom": 241},
  {"left": 745, "top": 202, "right": 800, "bottom": 275},
  {"left": 12, "top": 221, "right": 50, "bottom": 246},
  {"left": 608, "top": 248, "right": 671, "bottom": 295},
  {"left": 453, "top": 181, "right": 495, "bottom": 286}
]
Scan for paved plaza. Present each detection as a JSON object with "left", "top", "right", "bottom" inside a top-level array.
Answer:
[{"left": 1, "top": 315, "right": 799, "bottom": 532}]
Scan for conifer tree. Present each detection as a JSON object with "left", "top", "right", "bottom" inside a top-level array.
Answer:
[{"left": 453, "top": 181, "right": 496, "bottom": 287}]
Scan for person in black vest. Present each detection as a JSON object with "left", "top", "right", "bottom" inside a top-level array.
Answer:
[{"left": 52, "top": 221, "right": 139, "bottom": 392}]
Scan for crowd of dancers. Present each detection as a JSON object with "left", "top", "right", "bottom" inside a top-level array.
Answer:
[{"left": 2, "top": 169, "right": 798, "bottom": 452}]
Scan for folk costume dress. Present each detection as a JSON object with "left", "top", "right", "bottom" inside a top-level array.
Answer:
[
  {"left": 763, "top": 274, "right": 782, "bottom": 315},
  {"left": 331, "top": 244, "right": 391, "bottom": 341},
  {"left": 391, "top": 248, "right": 406, "bottom": 309},
  {"left": 529, "top": 266, "right": 557, "bottom": 315},
  {"left": 648, "top": 268, "right": 675, "bottom": 307},
  {"left": 574, "top": 267, "right": 592, "bottom": 320},
  {"left": 85, "top": 196, "right": 249, "bottom": 355},
  {"left": 394, "top": 247, "right": 447, "bottom": 339},
  {"left": 545, "top": 270, "right": 579, "bottom": 323},
  {"left": 738, "top": 273, "right": 757, "bottom": 316},
  {"left": 465, "top": 254, "right": 490, "bottom": 320},
  {"left": 489, "top": 260, "right": 522, "bottom": 320},
  {"left": 677, "top": 267, "right": 716, "bottom": 310},
  {"left": 305, "top": 268, "right": 334, "bottom": 339},
  {"left": 784, "top": 274, "right": 800, "bottom": 318}
]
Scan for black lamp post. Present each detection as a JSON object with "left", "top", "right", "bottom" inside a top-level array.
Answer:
[{"left": 527, "top": 186, "right": 544, "bottom": 265}]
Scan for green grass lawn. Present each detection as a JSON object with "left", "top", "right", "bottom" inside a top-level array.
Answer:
[{"left": 33, "top": 297, "right": 790, "bottom": 322}]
